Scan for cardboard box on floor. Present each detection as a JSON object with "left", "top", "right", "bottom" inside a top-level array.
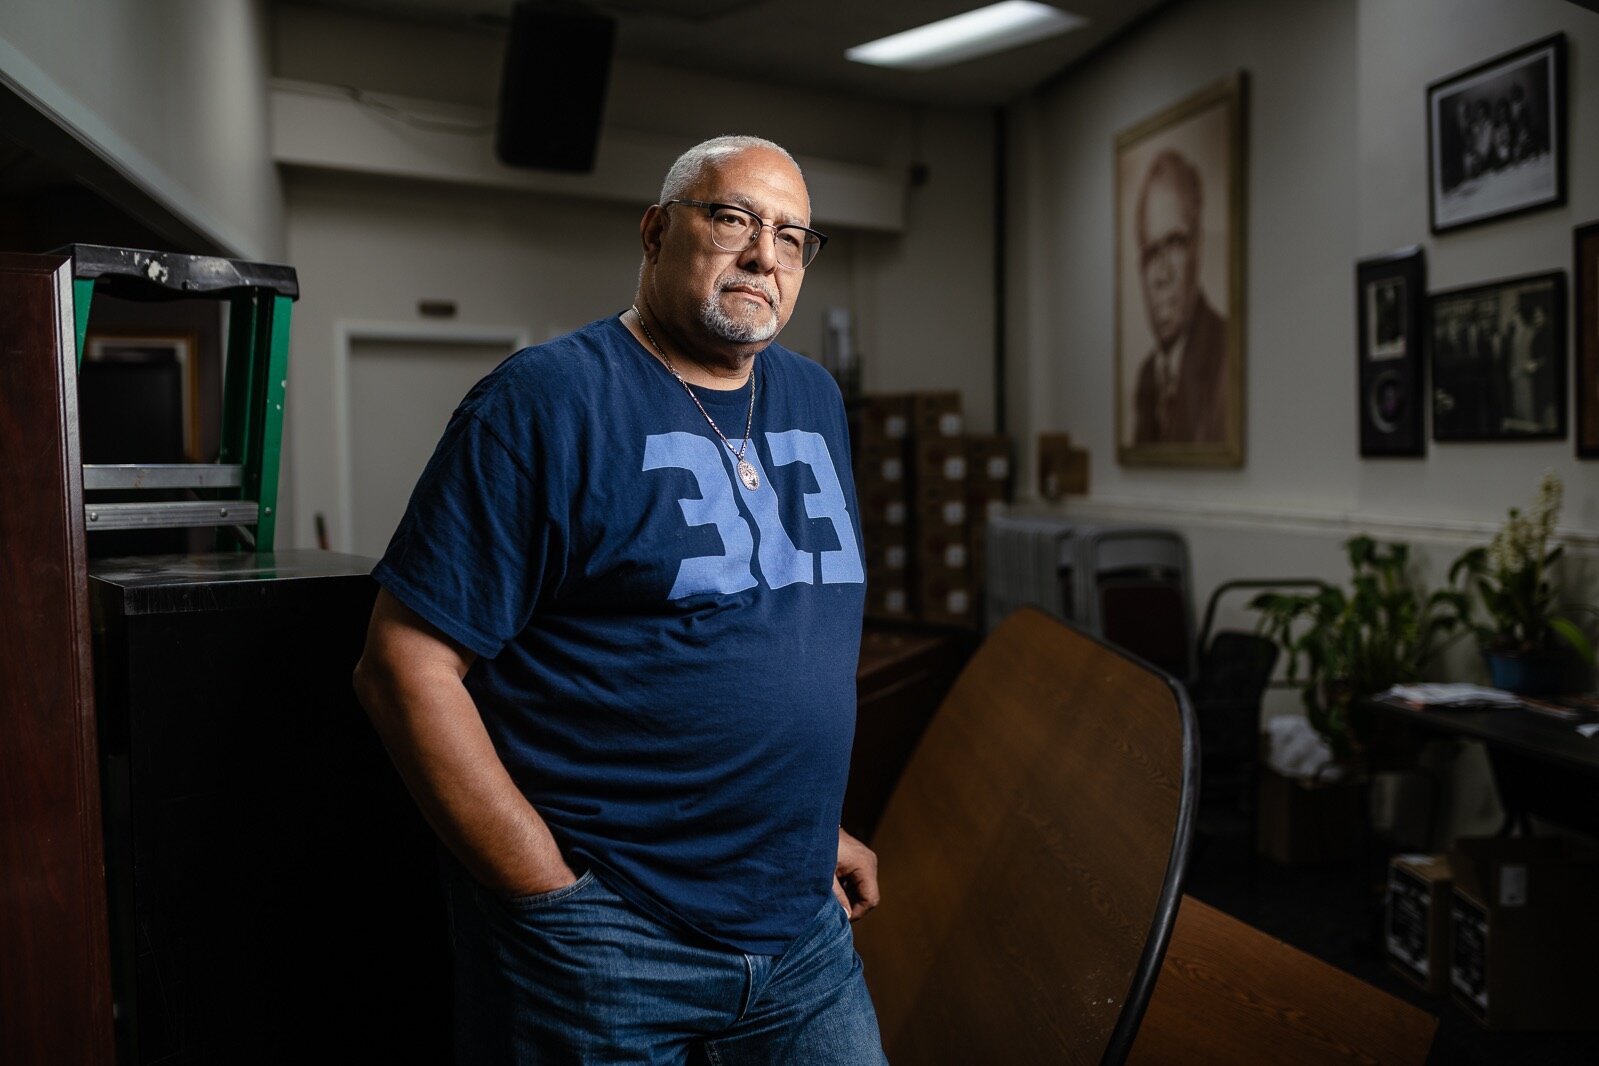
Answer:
[
  {"left": 1447, "top": 834, "right": 1599, "bottom": 1031},
  {"left": 1386, "top": 853, "right": 1453, "bottom": 995},
  {"left": 1255, "top": 766, "right": 1363, "bottom": 865}
]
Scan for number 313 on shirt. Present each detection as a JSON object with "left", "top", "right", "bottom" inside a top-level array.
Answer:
[{"left": 643, "top": 429, "right": 865, "bottom": 598}]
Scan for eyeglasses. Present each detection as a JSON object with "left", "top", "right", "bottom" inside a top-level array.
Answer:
[
  {"left": 1139, "top": 229, "right": 1193, "bottom": 271},
  {"left": 663, "top": 199, "right": 828, "bottom": 270}
]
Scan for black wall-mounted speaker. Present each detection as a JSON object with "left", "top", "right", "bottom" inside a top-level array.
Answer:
[{"left": 495, "top": 3, "right": 616, "bottom": 172}]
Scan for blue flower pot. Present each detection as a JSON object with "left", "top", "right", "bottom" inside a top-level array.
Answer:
[{"left": 1484, "top": 650, "right": 1567, "bottom": 696}]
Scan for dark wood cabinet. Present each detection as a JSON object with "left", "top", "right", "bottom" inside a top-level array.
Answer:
[
  {"left": 0, "top": 253, "right": 116, "bottom": 1066},
  {"left": 846, "top": 622, "right": 974, "bottom": 843}
]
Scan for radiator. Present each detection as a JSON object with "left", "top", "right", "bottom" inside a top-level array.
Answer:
[
  {"left": 983, "top": 514, "right": 1194, "bottom": 679},
  {"left": 983, "top": 514, "right": 1075, "bottom": 632}
]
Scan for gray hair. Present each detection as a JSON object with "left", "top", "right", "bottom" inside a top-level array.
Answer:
[{"left": 659, "top": 135, "right": 803, "bottom": 202}]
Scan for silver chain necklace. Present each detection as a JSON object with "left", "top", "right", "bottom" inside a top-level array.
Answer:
[{"left": 632, "top": 304, "right": 761, "bottom": 491}]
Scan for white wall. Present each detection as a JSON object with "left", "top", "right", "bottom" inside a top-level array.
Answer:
[
  {"left": 0, "top": 0, "right": 282, "bottom": 258},
  {"left": 1008, "top": 0, "right": 1599, "bottom": 628},
  {"left": 1354, "top": 0, "right": 1599, "bottom": 528},
  {"left": 853, "top": 108, "right": 998, "bottom": 427},
  {"left": 273, "top": 6, "right": 996, "bottom": 553},
  {"left": 1008, "top": 0, "right": 1599, "bottom": 839}
]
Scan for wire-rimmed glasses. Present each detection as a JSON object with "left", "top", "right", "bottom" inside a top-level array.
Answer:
[{"left": 664, "top": 199, "right": 828, "bottom": 270}]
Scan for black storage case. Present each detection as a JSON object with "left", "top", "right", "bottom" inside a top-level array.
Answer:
[{"left": 89, "top": 551, "right": 449, "bottom": 1064}]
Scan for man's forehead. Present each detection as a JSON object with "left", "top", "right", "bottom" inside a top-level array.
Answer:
[
  {"left": 1141, "top": 180, "right": 1190, "bottom": 231},
  {"left": 695, "top": 149, "right": 810, "bottom": 222}
]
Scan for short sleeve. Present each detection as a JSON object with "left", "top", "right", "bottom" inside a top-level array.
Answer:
[{"left": 372, "top": 409, "right": 557, "bottom": 659}]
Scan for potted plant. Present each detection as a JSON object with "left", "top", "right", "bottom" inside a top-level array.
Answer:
[
  {"left": 1448, "top": 471, "right": 1594, "bottom": 695},
  {"left": 1250, "top": 536, "right": 1460, "bottom": 765}
]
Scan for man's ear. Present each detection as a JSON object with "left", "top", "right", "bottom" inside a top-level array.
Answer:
[{"left": 640, "top": 205, "right": 666, "bottom": 262}]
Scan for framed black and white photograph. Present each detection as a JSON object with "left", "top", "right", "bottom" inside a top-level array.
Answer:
[
  {"left": 1577, "top": 221, "right": 1599, "bottom": 458},
  {"left": 1114, "top": 72, "right": 1247, "bottom": 468},
  {"left": 1430, "top": 272, "right": 1565, "bottom": 442},
  {"left": 1356, "top": 247, "right": 1426, "bottom": 457},
  {"left": 1427, "top": 33, "right": 1565, "bottom": 234}
]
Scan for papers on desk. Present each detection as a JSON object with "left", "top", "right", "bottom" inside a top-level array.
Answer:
[
  {"left": 1380, "top": 683, "right": 1523, "bottom": 709},
  {"left": 1381, "top": 685, "right": 1599, "bottom": 736},
  {"left": 1519, "top": 692, "right": 1599, "bottom": 724}
]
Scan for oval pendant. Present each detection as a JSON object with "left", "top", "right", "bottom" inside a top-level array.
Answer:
[{"left": 738, "top": 460, "right": 761, "bottom": 491}]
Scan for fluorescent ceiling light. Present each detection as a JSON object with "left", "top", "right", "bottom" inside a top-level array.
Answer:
[{"left": 846, "top": 2, "right": 1087, "bottom": 71}]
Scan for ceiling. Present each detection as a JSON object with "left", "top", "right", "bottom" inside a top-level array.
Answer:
[
  {"left": 284, "top": 0, "right": 1172, "bottom": 107},
  {"left": 2, "top": 0, "right": 1172, "bottom": 255}
]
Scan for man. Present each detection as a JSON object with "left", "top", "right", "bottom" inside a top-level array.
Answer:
[
  {"left": 1469, "top": 99, "right": 1494, "bottom": 177},
  {"left": 1440, "top": 95, "right": 1469, "bottom": 191},
  {"left": 1131, "top": 149, "right": 1228, "bottom": 445},
  {"left": 353, "top": 135, "right": 885, "bottom": 1064},
  {"left": 1506, "top": 82, "right": 1542, "bottom": 163},
  {"left": 1457, "top": 96, "right": 1483, "bottom": 180},
  {"left": 1503, "top": 293, "right": 1551, "bottom": 431}
]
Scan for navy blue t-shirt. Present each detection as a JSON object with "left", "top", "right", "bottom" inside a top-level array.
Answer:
[{"left": 374, "top": 313, "right": 866, "bottom": 953}]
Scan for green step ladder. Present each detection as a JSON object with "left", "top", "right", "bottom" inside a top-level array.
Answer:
[{"left": 65, "top": 244, "right": 299, "bottom": 551}]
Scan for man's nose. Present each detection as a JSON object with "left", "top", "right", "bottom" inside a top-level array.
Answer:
[{"left": 738, "top": 225, "right": 781, "bottom": 273}]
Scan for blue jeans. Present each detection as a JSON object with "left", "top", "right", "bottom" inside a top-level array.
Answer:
[{"left": 442, "top": 857, "right": 889, "bottom": 1065}]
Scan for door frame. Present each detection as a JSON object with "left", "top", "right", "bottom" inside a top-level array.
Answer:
[{"left": 333, "top": 320, "right": 529, "bottom": 554}]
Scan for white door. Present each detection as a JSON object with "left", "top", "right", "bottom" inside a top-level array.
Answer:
[{"left": 348, "top": 335, "right": 510, "bottom": 559}]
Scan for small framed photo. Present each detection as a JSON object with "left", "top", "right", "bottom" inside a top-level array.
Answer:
[
  {"left": 1577, "top": 221, "right": 1599, "bottom": 458},
  {"left": 1427, "top": 33, "right": 1565, "bottom": 234},
  {"left": 81, "top": 331, "right": 201, "bottom": 461},
  {"left": 1429, "top": 272, "right": 1565, "bottom": 443},
  {"left": 1356, "top": 248, "right": 1426, "bottom": 457},
  {"left": 1114, "top": 72, "right": 1247, "bottom": 468}
]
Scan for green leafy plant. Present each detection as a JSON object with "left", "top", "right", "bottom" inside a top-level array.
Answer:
[
  {"left": 1447, "top": 471, "right": 1594, "bottom": 663},
  {"left": 1249, "top": 536, "right": 1461, "bottom": 762}
]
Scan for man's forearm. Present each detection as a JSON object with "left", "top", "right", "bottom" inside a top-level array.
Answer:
[{"left": 354, "top": 640, "right": 574, "bottom": 897}]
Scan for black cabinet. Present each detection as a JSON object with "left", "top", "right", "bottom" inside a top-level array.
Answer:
[{"left": 90, "top": 552, "right": 450, "bottom": 1065}]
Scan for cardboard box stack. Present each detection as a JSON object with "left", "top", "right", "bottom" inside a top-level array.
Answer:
[
  {"left": 851, "top": 391, "right": 1013, "bottom": 628},
  {"left": 1254, "top": 767, "right": 1364, "bottom": 865},
  {"left": 852, "top": 394, "right": 913, "bottom": 619},
  {"left": 1036, "top": 432, "right": 1090, "bottom": 501},
  {"left": 964, "top": 434, "right": 1013, "bottom": 586},
  {"left": 910, "top": 392, "right": 972, "bottom": 626},
  {"left": 1447, "top": 834, "right": 1599, "bottom": 1030}
]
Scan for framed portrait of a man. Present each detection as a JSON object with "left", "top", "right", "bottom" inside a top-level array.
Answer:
[{"left": 1115, "top": 72, "right": 1247, "bottom": 467}]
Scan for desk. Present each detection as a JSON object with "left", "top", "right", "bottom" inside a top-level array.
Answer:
[
  {"left": 1362, "top": 695, "right": 1599, "bottom": 838},
  {"left": 845, "top": 623, "right": 974, "bottom": 842}
]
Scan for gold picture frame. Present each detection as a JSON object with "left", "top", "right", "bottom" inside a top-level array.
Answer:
[
  {"left": 1114, "top": 72, "right": 1248, "bottom": 467},
  {"left": 82, "top": 331, "right": 202, "bottom": 460}
]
